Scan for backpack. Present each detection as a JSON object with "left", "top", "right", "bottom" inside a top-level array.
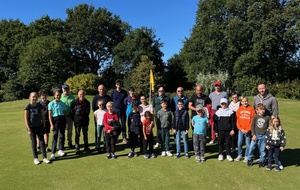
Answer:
[{"left": 177, "top": 110, "right": 185, "bottom": 130}]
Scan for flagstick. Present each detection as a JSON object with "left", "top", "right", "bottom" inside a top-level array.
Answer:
[{"left": 149, "top": 82, "right": 152, "bottom": 105}]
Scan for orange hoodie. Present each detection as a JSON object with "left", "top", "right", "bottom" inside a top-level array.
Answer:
[{"left": 236, "top": 105, "right": 256, "bottom": 132}]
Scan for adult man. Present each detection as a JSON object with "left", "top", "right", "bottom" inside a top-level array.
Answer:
[
  {"left": 110, "top": 79, "right": 128, "bottom": 143},
  {"left": 71, "top": 90, "right": 91, "bottom": 154},
  {"left": 171, "top": 87, "right": 189, "bottom": 112},
  {"left": 188, "top": 85, "right": 211, "bottom": 120},
  {"left": 152, "top": 86, "right": 171, "bottom": 148},
  {"left": 209, "top": 81, "right": 228, "bottom": 144},
  {"left": 92, "top": 84, "right": 112, "bottom": 149},
  {"left": 61, "top": 84, "right": 76, "bottom": 149},
  {"left": 253, "top": 83, "right": 278, "bottom": 117}
]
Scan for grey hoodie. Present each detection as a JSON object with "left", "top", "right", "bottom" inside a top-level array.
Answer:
[{"left": 253, "top": 93, "right": 278, "bottom": 116}]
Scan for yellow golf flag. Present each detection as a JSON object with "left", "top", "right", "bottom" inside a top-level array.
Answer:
[{"left": 150, "top": 69, "right": 155, "bottom": 92}]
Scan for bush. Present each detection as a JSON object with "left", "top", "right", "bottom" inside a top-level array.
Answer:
[
  {"left": 0, "top": 90, "right": 4, "bottom": 102},
  {"left": 196, "top": 72, "right": 229, "bottom": 95},
  {"left": 269, "top": 79, "right": 300, "bottom": 100},
  {"left": 65, "top": 73, "right": 98, "bottom": 95},
  {"left": 233, "top": 75, "right": 264, "bottom": 96}
]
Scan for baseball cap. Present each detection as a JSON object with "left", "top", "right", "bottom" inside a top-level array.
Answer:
[
  {"left": 62, "top": 84, "right": 69, "bottom": 89},
  {"left": 220, "top": 98, "right": 228, "bottom": 104},
  {"left": 214, "top": 81, "right": 221, "bottom": 86}
]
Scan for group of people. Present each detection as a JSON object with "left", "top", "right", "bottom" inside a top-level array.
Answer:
[{"left": 24, "top": 80, "right": 286, "bottom": 172}]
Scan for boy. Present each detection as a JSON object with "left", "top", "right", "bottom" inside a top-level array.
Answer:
[
  {"left": 38, "top": 89, "right": 51, "bottom": 152},
  {"left": 157, "top": 99, "right": 173, "bottom": 157},
  {"left": 192, "top": 107, "right": 209, "bottom": 162},
  {"left": 127, "top": 103, "right": 142, "bottom": 158},
  {"left": 213, "top": 98, "right": 236, "bottom": 162},
  {"left": 173, "top": 99, "right": 189, "bottom": 158},
  {"left": 235, "top": 96, "right": 256, "bottom": 162},
  {"left": 247, "top": 103, "right": 270, "bottom": 167}
]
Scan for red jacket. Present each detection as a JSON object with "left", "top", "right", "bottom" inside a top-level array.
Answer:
[{"left": 104, "top": 112, "right": 119, "bottom": 132}]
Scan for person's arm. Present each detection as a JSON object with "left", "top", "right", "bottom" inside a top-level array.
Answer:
[
  {"left": 143, "top": 123, "right": 147, "bottom": 140},
  {"left": 48, "top": 110, "right": 55, "bottom": 131},
  {"left": 24, "top": 109, "right": 31, "bottom": 135},
  {"left": 265, "top": 128, "right": 271, "bottom": 150},
  {"left": 40, "top": 108, "right": 46, "bottom": 129},
  {"left": 188, "top": 102, "right": 196, "bottom": 112},
  {"left": 92, "top": 96, "right": 96, "bottom": 112},
  {"left": 251, "top": 117, "right": 257, "bottom": 141},
  {"left": 230, "top": 112, "right": 236, "bottom": 136},
  {"left": 280, "top": 129, "right": 286, "bottom": 151},
  {"left": 272, "top": 98, "right": 279, "bottom": 117}
]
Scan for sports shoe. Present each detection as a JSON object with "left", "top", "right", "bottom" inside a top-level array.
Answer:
[
  {"left": 166, "top": 151, "right": 173, "bottom": 157},
  {"left": 218, "top": 154, "right": 224, "bottom": 161},
  {"left": 133, "top": 152, "right": 138, "bottom": 157},
  {"left": 111, "top": 153, "right": 116, "bottom": 159},
  {"left": 144, "top": 154, "right": 149, "bottom": 159},
  {"left": 43, "top": 158, "right": 50, "bottom": 164},
  {"left": 106, "top": 154, "right": 112, "bottom": 159},
  {"left": 161, "top": 151, "right": 166, "bottom": 157},
  {"left": 258, "top": 162, "right": 265, "bottom": 168},
  {"left": 127, "top": 152, "right": 133, "bottom": 158},
  {"left": 243, "top": 157, "right": 248, "bottom": 163},
  {"left": 151, "top": 153, "right": 156, "bottom": 158},
  {"left": 58, "top": 150, "right": 65, "bottom": 156},
  {"left": 227, "top": 155, "right": 233, "bottom": 162},
  {"left": 235, "top": 155, "right": 243, "bottom": 161},
  {"left": 200, "top": 157, "right": 206, "bottom": 162},
  {"left": 184, "top": 153, "right": 190, "bottom": 159},
  {"left": 175, "top": 153, "right": 180, "bottom": 158},
  {"left": 247, "top": 159, "right": 253, "bottom": 167},
  {"left": 266, "top": 165, "right": 272, "bottom": 171},
  {"left": 34, "top": 158, "right": 40, "bottom": 165},
  {"left": 154, "top": 143, "right": 160, "bottom": 148},
  {"left": 275, "top": 167, "right": 281, "bottom": 172},
  {"left": 279, "top": 165, "right": 284, "bottom": 170},
  {"left": 209, "top": 140, "right": 214, "bottom": 144},
  {"left": 195, "top": 156, "right": 201, "bottom": 162},
  {"left": 49, "top": 154, "right": 55, "bottom": 161}
]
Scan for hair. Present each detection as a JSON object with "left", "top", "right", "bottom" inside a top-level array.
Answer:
[
  {"left": 106, "top": 101, "right": 114, "bottom": 108},
  {"left": 52, "top": 88, "right": 62, "bottom": 96},
  {"left": 269, "top": 115, "right": 283, "bottom": 133},
  {"left": 132, "top": 102, "right": 139, "bottom": 109},
  {"left": 38, "top": 89, "right": 48, "bottom": 96},
  {"left": 29, "top": 92, "right": 38, "bottom": 98},
  {"left": 128, "top": 86, "right": 135, "bottom": 92},
  {"left": 177, "top": 99, "right": 184, "bottom": 104},
  {"left": 231, "top": 91, "right": 238, "bottom": 96},
  {"left": 240, "top": 96, "right": 248, "bottom": 102},
  {"left": 144, "top": 111, "right": 152, "bottom": 120},
  {"left": 256, "top": 103, "right": 266, "bottom": 110},
  {"left": 196, "top": 108, "right": 204, "bottom": 114},
  {"left": 160, "top": 99, "right": 168, "bottom": 105},
  {"left": 97, "top": 99, "right": 104, "bottom": 104}
]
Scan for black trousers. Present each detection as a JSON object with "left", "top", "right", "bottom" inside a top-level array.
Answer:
[
  {"left": 218, "top": 130, "right": 231, "bottom": 155},
  {"left": 29, "top": 126, "right": 46, "bottom": 158},
  {"left": 105, "top": 132, "right": 117, "bottom": 154},
  {"left": 51, "top": 116, "right": 66, "bottom": 153},
  {"left": 143, "top": 134, "right": 154, "bottom": 154},
  {"left": 129, "top": 132, "right": 138, "bottom": 152},
  {"left": 75, "top": 124, "right": 88, "bottom": 149}
]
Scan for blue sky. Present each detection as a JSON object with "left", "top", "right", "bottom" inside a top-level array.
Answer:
[{"left": 0, "top": 0, "right": 198, "bottom": 62}]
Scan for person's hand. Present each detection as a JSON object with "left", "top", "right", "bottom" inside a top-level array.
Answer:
[
  {"left": 51, "top": 125, "right": 55, "bottom": 131},
  {"left": 184, "top": 130, "right": 188, "bottom": 135},
  {"left": 111, "top": 127, "right": 114, "bottom": 131},
  {"left": 215, "top": 133, "right": 218, "bottom": 137},
  {"left": 230, "top": 130, "right": 235, "bottom": 136},
  {"left": 27, "top": 129, "right": 31, "bottom": 135},
  {"left": 144, "top": 136, "right": 147, "bottom": 140},
  {"left": 107, "top": 129, "right": 111, "bottom": 133},
  {"left": 280, "top": 147, "right": 285, "bottom": 151},
  {"left": 252, "top": 135, "right": 257, "bottom": 141},
  {"left": 266, "top": 145, "right": 270, "bottom": 150},
  {"left": 173, "top": 129, "right": 176, "bottom": 134}
]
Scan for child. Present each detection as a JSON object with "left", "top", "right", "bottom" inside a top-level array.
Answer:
[
  {"left": 103, "top": 101, "right": 119, "bottom": 159},
  {"left": 266, "top": 116, "right": 286, "bottom": 171},
  {"left": 173, "top": 99, "right": 189, "bottom": 159},
  {"left": 247, "top": 103, "right": 270, "bottom": 167},
  {"left": 142, "top": 111, "right": 155, "bottom": 158},
  {"left": 24, "top": 92, "right": 50, "bottom": 164},
  {"left": 228, "top": 91, "right": 240, "bottom": 153},
  {"left": 127, "top": 103, "right": 142, "bottom": 158},
  {"left": 213, "top": 98, "right": 236, "bottom": 162},
  {"left": 235, "top": 96, "right": 256, "bottom": 162},
  {"left": 48, "top": 89, "right": 67, "bottom": 161},
  {"left": 192, "top": 107, "right": 209, "bottom": 162},
  {"left": 38, "top": 89, "right": 51, "bottom": 152},
  {"left": 157, "top": 99, "right": 173, "bottom": 157},
  {"left": 94, "top": 100, "right": 107, "bottom": 153}
]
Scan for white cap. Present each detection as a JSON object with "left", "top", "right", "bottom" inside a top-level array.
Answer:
[{"left": 220, "top": 98, "right": 228, "bottom": 104}]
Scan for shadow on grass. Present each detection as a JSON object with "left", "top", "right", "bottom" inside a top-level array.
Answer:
[{"left": 280, "top": 148, "right": 300, "bottom": 168}]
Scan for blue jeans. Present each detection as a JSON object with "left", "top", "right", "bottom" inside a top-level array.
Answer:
[
  {"left": 161, "top": 128, "right": 170, "bottom": 151},
  {"left": 237, "top": 130, "right": 251, "bottom": 157},
  {"left": 248, "top": 134, "right": 266, "bottom": 162},
  {"left": 176, "top": 130, "right": 188, "bottom": 154},
  {"left": 96, "top": 125, "right": 105, "bottom": 149}
]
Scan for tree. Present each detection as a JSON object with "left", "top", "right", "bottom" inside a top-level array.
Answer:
[
  {"left": 65, "top": 73, "right": 98, "bottom": 95},
  {"left": 65, "top": 4, "right": 130, "bottom": 74}
]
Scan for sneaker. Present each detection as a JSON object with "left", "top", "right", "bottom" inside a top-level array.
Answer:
[
  {"left": 209, "top": 140, "right": 214, "bottom": 144},
  {"left": 175, "top": 153, "right": 180, "bottom": 158},
  {"left": 218, "top": 154, "right": 224, "bottom": 161},
  {"left": 151, "top": 153, "right": 156, "bottom": 158},
  {"left": 133, "top": 152, "right": 138, "bottom": 157},
  {"left": 111, "top": 153, "right": 116, "bottom": 159},
  {"left": 161, "top": 151, "right": 166, "bottom": 157},
  {"left": 235, "top": 155, "right": 243, "bottom": 161},
  {"left": 43, "top": 158, "right": 50, "bottom": 164},
  {"left": 258, "top": 162, "right": 265, "bottom": 168},
  {"left": 154, "top": 143, "right": 160, "bottom": 148},
  {"left": 195, "top": 156, "right": 201, "bottom": 162},
  {"left": 227, "top": 155, "right": 233, "bottom": 162},
  {"left": 127, "top": 152, "right": 133, "bottom": 158},
  {"left": 34, "top": 158, "right": 40, "bottom": 165},
  {"left": 279, "top": 165, "right": 284, "bottom": 170},
  {"left": 122, "top": 138, "right": 128, "bottom": 144},
  {"left": 243, "top": 157, "right": 248, "bottom": 163},
  {"left": 49, "top": 154, "right": 55, "bottom": 161},
  {"left": 144, "top": 154, "right": 149, "bottom": 159},
  {"left": 275, "top": 167, "right": 281, "bottom": 172},
  {"left": 184, "top": 153, "right": 190, "bottom": 159},
  {"left": 106, "top": 153, "right": 112, "bottom": 159},
  {"left": 266, "top": 165, "right": 272, "bottom": 171},
  {"left": 47, "top": 148, "right": 52, "bottom": 152},
  {"left": 247, "top": 159, "right": 253, "bottom": 167},
  {"left": 58, "top": 150, "right": 65, "bottom": 156},
  {"left": 166, "top": 151, "right": 173, "bottom": 157},
  {"left": 200, "top": 157, "right": 206, "bottom": 162}
]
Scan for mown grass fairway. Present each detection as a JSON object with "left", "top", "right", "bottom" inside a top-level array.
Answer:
[{"left": 0, "top": 96, "right": 299, "bottom": 190}]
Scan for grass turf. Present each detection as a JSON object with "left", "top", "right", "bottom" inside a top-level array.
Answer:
[{"left": 0, "top": 96, "right": 299, "bottom": 189}]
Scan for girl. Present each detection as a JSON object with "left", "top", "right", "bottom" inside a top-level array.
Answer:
[
  {"left": 127, "top": 103, "right": 141, "bottom": 158},
  {"left": 266, "top": 116, "right": 286, "bottom": 171},
  {"left": 142, "top": 111, "right": 155, "bottom": 159},
  {"left": 24, "top": 92, "right": 50, "bottom": 164},
  {"left": 94, "top": 100, "right": 107, "bottom": 153}
]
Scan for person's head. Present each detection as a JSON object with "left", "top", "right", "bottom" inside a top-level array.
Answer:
[
  {"left": 231, "top": 91, "right": 239, "bottom": 103},
  {"left": 132, "top": 102, "right": 139, "bottom": 112},
  {"left": 97, "top": 84, "right": 106, "bottom": 96},
  {"left": 257, "top": 83, "right": 267, "bottom": 97},
  {"left": 220, "top": 98, "right": 228, "bottom": 109},
  {"left": 195, "top": 85, "right": 203, "bottom": 96},
  {"left": 144, "top": 111, "right": 152, "bottom": 120},
  {"left": 240, "top": 96, "right": 249, "bottom": 107},
  {"left": 214, "top": 81, "right": 221, "bottom": 92},
  {"left": 158, "top": 86, "right": 165, "bottom": 96},
  {"left": 78, "top": 89, "right": 85, "bottom": 101},
  {"left": 38, "top": 89, "right": 48, "bottom": 101},
  {"left": 62, "top": 84, "right": 70, "bottom": 96},
  {"left": 97, "top": 100, "right": 105, "bottom": 110},
  {"left": 140, "top": 95, "right": 147, "bottom": 105},
  {"left": 269, "top": 116, "right": 282, "bottom": 130},
  {"left": 29, "top": 92, "right": 38, "bottom": 103},
  {"left": 177, "top": 99, "right": 184, "bottom": 110},
  {"left": 196, "top": 107, "right": 204, "bottom": 116},
  {"left": 53, "top": 89, "right": 62, "bottom": 102},
  {"left": 256, "top": 103, "right": 266, "bottom": 116},
  {"left": 106, "top": 101, "right": 114, "bottom": 112},
  {"left": 160, "top": 99, "right": 168, "bottom": 109},
  {"left": 176, "top": 87, "right": 184, "bottom": 98},
  {"left": 115, "top": 79, "right": 122, "bottom": 89},
  {"left": 128, "top": 87, "right": 135, "bottom": 96}
]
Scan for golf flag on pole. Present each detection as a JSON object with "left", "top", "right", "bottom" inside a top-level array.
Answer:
[{"left": 150, "top": 69, "right": 155, "bottom": 92}]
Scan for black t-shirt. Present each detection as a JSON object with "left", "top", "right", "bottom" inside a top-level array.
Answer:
[
  {"left": 38, "top": 100, "right": 50, "bottom": 121},
  {"left": 24, "top": 103, "right": 43, "bottom": 127},
  {"left": 189, "top": 94, "right": 211, "bottom": 117},
  {"left": 92, "top": 94, "right": 112, "bottom": 111}
]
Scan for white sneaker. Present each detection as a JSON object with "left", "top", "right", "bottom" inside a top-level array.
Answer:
[
  {"left": 243, "top": 157, "right": 248, "bottom": 163},
  {"left": 209, "top": 140, "right": 214, "bottom": 144},
  {"left": 227, "top": 155, "right": 233, "bottom": 162},
  {"left": 49, "top": 154, "right": 55, "bottom": 161},
  {"left": 279, "top": 165, "right": 284, "bottom": 170},
  {"left": 161, "top": 151, "right": 166, "bottom": 157},
  {"left": 154, "top": 143, "right": 160, "bottom": 148},
  {"left": 43, "top": 158, "right": 50, "bottom": 164},
  {"left": 166, "top": 151, "right": 173, "bottom": 157},
  {"left": 218, "top": 154, "right": 224, "bottom": 161},
  {"left": 235, "top": 155, "right": 243, "bottom": 161},
  {"left": 34, "top": 158, "right": 40, "bottom": 165},
  {"left": 58, "top": 150, "right": 65, "bottom": 156}
]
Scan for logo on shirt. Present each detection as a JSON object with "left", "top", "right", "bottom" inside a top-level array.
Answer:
[{"left": 257, "top": 118, "right": 265, "bottom": 128}]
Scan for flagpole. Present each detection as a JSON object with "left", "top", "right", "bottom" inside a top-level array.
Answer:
[{"left": 149, "top": 82, "right": 152, "bottom": 105}]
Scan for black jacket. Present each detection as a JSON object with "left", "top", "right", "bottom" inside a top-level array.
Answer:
[
  {"left": 71, "top": 98, "right": 90, "bottom": 126},
  {"left": 213, "top": 108, "right": 236, "bottom": 132}
]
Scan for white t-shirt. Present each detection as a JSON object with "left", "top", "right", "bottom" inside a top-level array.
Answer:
[
  {"left": 138, "top": 104, "right": 154, "bottom": 122},
  {"left": 94, "top": 109, "right": 107, "bottom": 125}
]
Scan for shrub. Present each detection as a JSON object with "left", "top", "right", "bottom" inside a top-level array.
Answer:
[
  {"left": 269, "top": 79, "right": 300, "bottom": 100},
  {"left": 196, "top": 72, "right": 229, "bottom": 94},
  {"left": 0, "top": 90, "right": 4, "bottom": 102},
  {"left": 233, "top": 75, "right": 264, "bottom": 96},
  {"left": 65, "top": 73, "right": 98, "bottom": 95}
]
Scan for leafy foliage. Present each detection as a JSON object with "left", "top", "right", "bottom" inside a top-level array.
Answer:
[
  {"left": 65, "top": 73, "right": 98, "bottom": 95},
  {"left": 196, "top": 71, "right": 229, "bottom": 94}
]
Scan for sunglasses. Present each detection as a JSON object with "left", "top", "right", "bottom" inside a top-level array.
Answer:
[{"left": 99, "top": 104, "right": 104, "bottom": 106}]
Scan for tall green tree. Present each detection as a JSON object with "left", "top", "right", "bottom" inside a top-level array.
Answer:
[{"left": 65, "top": 4, "right": 130, "bottom": 74}]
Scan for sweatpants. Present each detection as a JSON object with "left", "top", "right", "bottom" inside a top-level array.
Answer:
[{"left": 193, "top": 134, "right": 206, "bottom": 158}]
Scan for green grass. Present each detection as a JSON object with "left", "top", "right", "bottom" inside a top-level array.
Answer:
[{"left": 0, "top": 96, "right": 299, "bottom": 190}]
